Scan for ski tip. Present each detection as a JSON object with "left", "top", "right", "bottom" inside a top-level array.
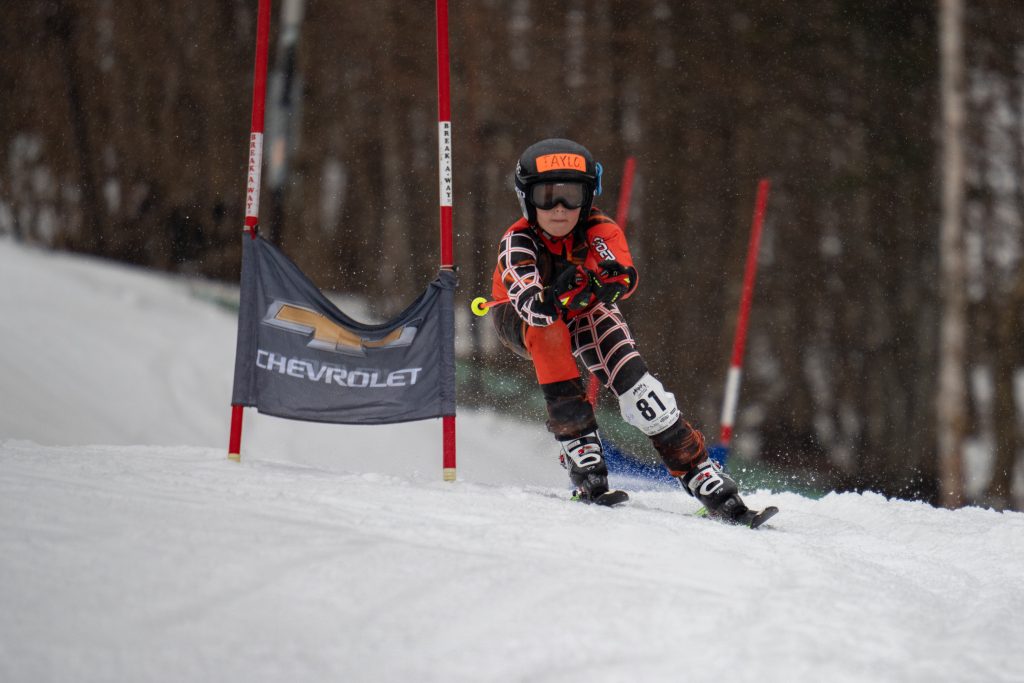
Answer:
[
  {"left": 748, "top": 506, "right": 779, "bottom": 529},
  {"left": 593, "top": 489, "right": 630, "bottom": 507},
  {"left": 695, "top": 505, "right": 778, "bottom": 528}
]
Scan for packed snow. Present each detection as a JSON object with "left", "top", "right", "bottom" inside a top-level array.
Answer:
[{"left": 1, "top": 238, "right": 1023, "bottom": 683}]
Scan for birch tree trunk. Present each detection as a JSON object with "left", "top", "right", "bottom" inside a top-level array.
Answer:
[{"left": 937, "top": 0, "right": 967, "bottom": 508}]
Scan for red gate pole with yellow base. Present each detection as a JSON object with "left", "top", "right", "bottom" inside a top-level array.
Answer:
[
  {"left": 436, "top": 0, "right": 457, "bottom": 481},
  {"left": 228, "top": 0, "right": 272, "bottom": 462}
]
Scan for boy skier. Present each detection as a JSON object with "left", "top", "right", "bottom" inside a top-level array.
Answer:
[{"left": 490, "top": 138, "right": 774, "bottom": 526}]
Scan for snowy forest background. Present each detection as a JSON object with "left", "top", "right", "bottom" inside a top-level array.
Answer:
[{"left": 2, "top": 0, "right": 1023, "bottom": 510}]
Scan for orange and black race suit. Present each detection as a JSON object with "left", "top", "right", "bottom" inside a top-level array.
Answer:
[
  {"left": 491, "top": 208, "right": 642, "bottom": 415},
  {"left": 489, "top": 208, "right": 708, "bottom": 473},
  {"left": 491, "top": 208, "right": 638, "bottom": 329}
]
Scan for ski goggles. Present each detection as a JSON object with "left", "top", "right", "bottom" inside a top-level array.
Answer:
[{"left": 530, "top": 182, "right": 588, "bottom": 210}]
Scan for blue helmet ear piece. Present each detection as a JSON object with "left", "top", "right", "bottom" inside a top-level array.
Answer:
[
  {"left": 515, "top": 186, "right": 530, "bottom": 221},
  {"left": 594, "top": 162, "right": 603, "bottom": 196}
]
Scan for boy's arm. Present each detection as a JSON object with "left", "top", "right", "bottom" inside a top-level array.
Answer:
[
  {"left": 497, "top": 231, "right": 559, "bottom": 326},
  {"left": 588, "top": 220, "right": 639, "bottom": 301}
]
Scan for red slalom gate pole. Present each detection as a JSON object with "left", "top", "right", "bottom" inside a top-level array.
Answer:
[
  {"left": 614, "top": 156, "right": 637, "bottom": 231},
  {"left": 712, "top": 178, "right": 770, "bottom": 467},
  {"left": 229, "top": 0, "right": 272, "bottom": 462},
  {"left": 587, "top": 156, "right": 636, "bottom": 406},
  {"left": 436, "top": 0, "right": 456, "bottom": 481}
]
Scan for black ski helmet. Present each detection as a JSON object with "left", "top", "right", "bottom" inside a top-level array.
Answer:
[{"left": 514, "top": 138, "right": 603, "bottom": 227}]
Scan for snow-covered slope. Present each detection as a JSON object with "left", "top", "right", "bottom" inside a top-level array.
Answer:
[
  {"left": 1, "top": 239, "right": 1023, "bottom": 683},
  {"left": 0, "top": 239, "right": 556, "bottom": 485}
]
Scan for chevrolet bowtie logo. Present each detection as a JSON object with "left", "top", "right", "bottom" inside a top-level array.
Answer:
[{"left": 262, "top": 302, "right": 417, "bottom": 356}]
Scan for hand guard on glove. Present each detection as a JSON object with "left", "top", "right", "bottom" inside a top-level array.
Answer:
[
  {"left": 547, "top": 265, "right": 595, "bottom": 313},
  {"left": 589, "top": 260, "right": 635, "bottom": 305}
]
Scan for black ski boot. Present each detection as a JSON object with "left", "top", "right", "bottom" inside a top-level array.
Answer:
[
  {"left": 558, "top": 431, "right": 629, "bottom": 506},
  {"left": 679, "top": 459, "right": 777, "bottom": 528}
]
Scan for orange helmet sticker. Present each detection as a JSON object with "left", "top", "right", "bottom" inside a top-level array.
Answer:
[{"left": 535, "top": 153, "right": 587, "bottom": 173}]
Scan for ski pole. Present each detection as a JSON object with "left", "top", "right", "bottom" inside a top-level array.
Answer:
[
  {"left": 470, "top": 296, "right": 509, "bottom": 316},
  {"left": 710, "top": 178, "right": 770, "bottom": 468}
]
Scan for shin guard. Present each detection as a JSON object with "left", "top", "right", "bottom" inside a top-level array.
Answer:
[{"left": 650, "top": 418, "right": 708, "bottom": 476}]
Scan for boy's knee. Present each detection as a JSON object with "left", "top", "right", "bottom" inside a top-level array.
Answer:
[{"left": 616, "top": 371, "right": 680, "bottom": 436}]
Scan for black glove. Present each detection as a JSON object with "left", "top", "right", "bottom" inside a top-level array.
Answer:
[
  {"left": 546, "top": 264, "right": 594, "bottom": 313},
  {"left": 589, "top": 260, "right": 635, "bottom": 305}
]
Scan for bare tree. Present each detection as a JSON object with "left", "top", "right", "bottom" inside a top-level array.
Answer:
[{"left": 937, "top": 0, "right": 968, "bottom": 508}]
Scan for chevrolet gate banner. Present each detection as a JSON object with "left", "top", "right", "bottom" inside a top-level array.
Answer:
[{"left": 231, "top": 235, "right": 456, "bottom": 424}]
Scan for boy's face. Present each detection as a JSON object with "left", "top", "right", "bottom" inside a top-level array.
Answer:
[{"left": 535, "top": 205, "right": 581, "bottom": 237}]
